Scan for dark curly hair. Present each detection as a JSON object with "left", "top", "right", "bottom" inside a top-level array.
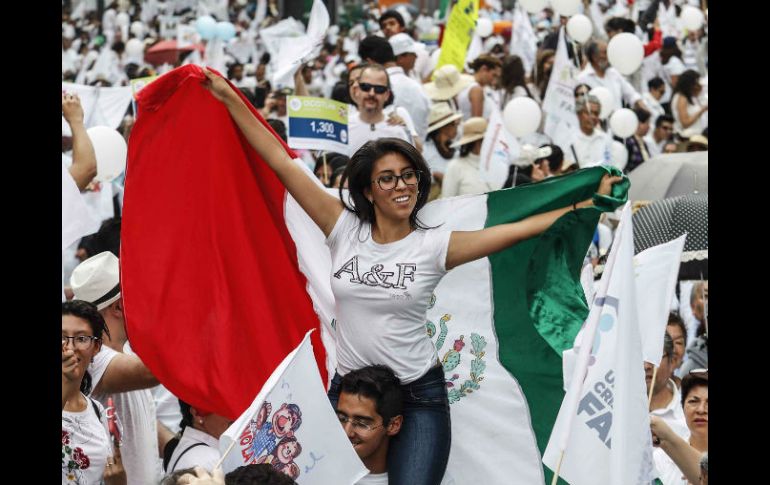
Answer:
[
  {"left": 62, "top": 300, "right": 110, "bottom": 395},
  {"left": 340, "top": 364, "right": 403, "bottom": 425},
  {"left": 339, "top": 138, "right": 433, "bottom": 231},
  {"left": 225, "top": 464, "right": 297, "bottom": 485}
]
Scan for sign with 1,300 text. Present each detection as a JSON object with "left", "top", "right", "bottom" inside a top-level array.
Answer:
[{"left": 287, "top": 96, "right": 348, "bottom": 153}]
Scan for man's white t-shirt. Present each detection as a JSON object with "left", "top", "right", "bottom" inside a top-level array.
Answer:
[
  {"left": 386, "top": 66, "right": 431, "bottom": 140},
  {"left": 568, "top": 130, "right": 613, "bottom": 168},
  {"left": 326, "top": 210, "right": 451, "bottom": 384},
  {"left": 167, "top": 427, "right": 221, "bottom": 473},
  {"left": 348, "top": 112, "right": 414, "bottom": 156},
  {"left": 356, "top": 472, "right": 389, "bottom": 484}
]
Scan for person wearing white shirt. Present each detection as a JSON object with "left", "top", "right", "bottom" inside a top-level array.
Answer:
[
  {"left": 577, "top": 40, "right": 646, "bottom": 112},
  {"left": 646, "top": 334, "right": 689, "bottom": 440},
  {"left": 166, "top": 401, "right": 232, "bottom": 473},
  {"left": 441, "top": 117, "right": 495, "bottom": 198},
  {"left": 378, "top": 9, "right": 433, "bottom": 83},
  {"left": 658, "top": 38, "right": 686, "bottom": 106},
  {"left": 330, "top": 366, "right": 403, "bottom": 485},
  {"left": 565, "top": 95, "right": 613, "bottom": 168},
  {"left": 642, "top": 77, "right": 667, "bottom": 128},
  {"left": 423, "top": 102, "right": 462, "bottom": 196},
  {"left": 644, "top": 114, "right": 675, "bottom": 158},
  {"left": 457, "top": 54, "right": 502, "bottom": 121},
  {"left": 671, "top": 70, "right": 708, "bottom": 139},
  {"left": 388, "top": 33, "right": 432, "bottom": 140},
  {"left": 348, "top": 65, "right": 414, "bottom": 155}
]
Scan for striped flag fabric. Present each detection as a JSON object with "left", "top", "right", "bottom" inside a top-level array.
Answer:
[{"left": 122, "top": 65, "right": 629, "bottom": 483}]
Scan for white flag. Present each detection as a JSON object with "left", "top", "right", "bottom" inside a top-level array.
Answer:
[
  {"left": 219, "top": 331, "right": 368, "bottom": 484},
  {"left": 61, "top": 83, "right": 134, "bottom": 136},
  {"left": 510, "top": 4, "right": 537, "bottom": 75},
  {"left": 542, "top": 28, "right": 579, "bottom": 151},
  {"left": 479, "top": 108, "right": 520, "bottom": 190},
  {"left": 543, "top": 203, "right": 657, "bottom": 485},
  {"left": 271, "top": 0, "right": 329, "bottom": 91},
  {"left": 634, "top": 234, "right": 686, "bottom": 365},
  {"left": 464, "top": 32, "right": 483, "bottom": 68},
  {"left": 62, "top": 161, "right": 99, "bottom": 251}
]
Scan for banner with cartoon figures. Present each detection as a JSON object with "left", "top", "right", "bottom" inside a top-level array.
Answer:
[
  {"left": 435, "top": 0, "right": 479, "bottom": 73},
  {"left": 219, "top": 331, "right": 368, "bottom": 484},
  {"left": 287, "top": 96, "right": 349, "bottom": 154}
]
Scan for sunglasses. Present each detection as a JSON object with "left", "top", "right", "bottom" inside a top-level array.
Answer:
[{"left": 358, "top": 82, "right": 389, "bottom": 95}]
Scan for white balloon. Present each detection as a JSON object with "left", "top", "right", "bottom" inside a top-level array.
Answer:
[
  {"left": 476, "top": 18, "right": 493, "bottom": 38},
  {"left": 86, "top": 126, "right": 127, "bottom": 183},
  {"left": 588, "top": 86, "right": 614, "bottom": 119},
  {"left": 610, "top": 141, "right": 628, "bottom": 171},
  {"left": 519, "top": 0, "right": 548, "bottom": 14},
  {"left": 551, "top": 0, "right": 581, "bottom": 17},
  {"left": 503, "top": 97, "right": 542, "bottom": 138},
  {"left": 130, "top": 21, "right": 145, "bottom": 38},
  {"left": 566, "top": 14, "right": 592, "bottom": 43},
  {"left": 609, "top": 108, "right": 639, "bottom": 138},
  {"left": 680, "top": 6, "right": 705, "bottom": 31},
  {"left": 607, "top": 32, "right": 644, "bottom": 75},
  {"left": 125, "top": 38, "right": 144, "bottom": 58}
]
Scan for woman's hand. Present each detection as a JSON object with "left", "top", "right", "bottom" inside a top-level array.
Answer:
[
  {"left": 103, "top": 437, "right": 127, "bottom": 485},
  {"left": 62, "top": 344, "right": 81, "bottom": 383},
  {"left": 62, "top": 92, "right": 85, "bottom": 125},
  {"left": 649, "top": 415, "right": 676, "bottom": 447},
  {"left": 596, "top": 173, "right": 623, "bottom": 197},
  {"left": 202, "top": 68, "right": 239, "bottom": 105}
]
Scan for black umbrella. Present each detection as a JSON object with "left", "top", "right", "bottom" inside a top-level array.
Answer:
[{"left": 633, "top": 193, "right": 708, "bottom": 279}]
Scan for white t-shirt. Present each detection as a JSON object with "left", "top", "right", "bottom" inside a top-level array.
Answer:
[
  {"left": 568, "top": 130, "right": 613, "bottom": 168},
  {"left": 386, "top": 66, "right": 431, "bottom": 140},
  {"left": 326, "top": 210, "right": 451, "bottom": 383},
  {"left": 91, "top": 342, "right": 162, "bottom": 485},
  {"left": 348, "top": 112, "right": 414, "bottom": 156},
  {"left": 356, "top": 471, "right": 389, "bottom": 484},
  {"left": 62, "top": 396, "right": 111, "bottom": 485},
  {"left": 651, "top": 379, "right": 690, "bottom": 440},
  {"left": 671, "top": 93, "right": 706, "bottom": 138},
  {"left": 660, "top": 56, "right": 686, "bottom": 104},
  {"left": 88, "top": 344, "right": 119, "bottom": 391},
  {"left": 457, "top": 81, "right": 498, "bottom": 121},
  {"left": 422, "top": 138, "right": 452, "bottom": 178},
  {"left": 653, "top": 447, "right": 690, "bottom": 485},
  {"left": 167, "top": 427, "right": 221, "bottom": 473}
]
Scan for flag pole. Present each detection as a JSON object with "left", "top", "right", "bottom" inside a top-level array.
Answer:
[
  {"left": 551, "top": 451, "right": 565, "bottom": 485},
  {"left": 322, "top": 151, "right": 328, "bottom": 185},
  {"left": 215, "top": 438, "right": 237, "bottom": 470},
  {"left": 647, "top": 365, "right": 658, "bottom": 408}
]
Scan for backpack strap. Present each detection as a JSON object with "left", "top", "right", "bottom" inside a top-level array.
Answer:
[
  {"left": 171, "top": 442, "right": 208, "bottom": 472},
  {"left": 90, "top": 398, "right": 102, "bottom": 421}
]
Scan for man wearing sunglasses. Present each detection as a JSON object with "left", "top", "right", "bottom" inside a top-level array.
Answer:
[
  {"left": 334, "top": 365, "right": 403, "bottom": 485},
  {"left": 348, "top": 65, "right": 415, "bottom": 156}
]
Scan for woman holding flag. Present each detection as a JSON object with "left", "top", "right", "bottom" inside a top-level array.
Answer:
[{"left": 201, "top": 68, "right": 623, "bottom": 485}]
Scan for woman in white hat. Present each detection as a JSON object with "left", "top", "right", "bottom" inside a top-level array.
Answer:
[
  {"left": 441, "top": 117, "right": 495, "bottom": 198},
  {"left": 422, "top": 64, "right": 474, "bottom": 112},
  {"left": 202, "top": 68, "right": 623, "bottom": 485},
  {"left": 423, "top": 102, "right": 463, "bottom": 200}
]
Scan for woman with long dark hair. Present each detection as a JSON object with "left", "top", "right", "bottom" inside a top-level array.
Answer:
[
  {"left": 533, "top": 49, "right": 555, "bottom": 100},
  {"left": 499, "top": 55, "right": 539, "bottom": 108},
  {"left": 201, "top": 68, "right": 622, "bottom": 485},
  {"left": 671, "top": 69, "right": 708, "bottom": 138}
]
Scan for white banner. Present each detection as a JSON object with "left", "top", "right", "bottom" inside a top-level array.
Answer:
[
  {"left": 634, "top": 235, "right": 686, "bottom": 365},
  {"left": 544, "top": 203, "right": 657, "bottom": 485},
  {"left": 510, "top": 4, "right": 537, "bottom": 75},
  {"left": 271, "top": 0, "right": 330, "bottom": 91},
  {"left": 219, "top": 331, "right": 368, "bottom": 484},
  {"left": 61, "top": 83, "right": 133, "bottom": 136},
  {"left": 479, "top": 108, "right": 520, "bottom": 190},
  {"left": 542, "top": 27, "right": 578, "bottom": 128}
]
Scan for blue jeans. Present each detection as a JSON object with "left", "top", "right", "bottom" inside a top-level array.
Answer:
[{"left": 328, "top": 365, "right": 451, "bottom": 485}]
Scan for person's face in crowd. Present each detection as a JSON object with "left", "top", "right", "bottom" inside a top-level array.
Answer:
[
  {"left": 367, "top": 152, "right": 420, "bottom": 222},
  {"left": 256, "top": 63, "right": 266, "bottom": 81},
  {"left": 654, "top": 120, "right": 674, "bottom": 141},
  {"left": 593, "top": 41, "right": 609, "bottom": 71},
  {"left": 336, "top": 392, "right": 399, "bottom": 461},
  {"left": 636, "top": 118, "right": 650, "bottom": 137},
  {"left": 348, "top": 66, "right": 365, "bottom": 103},
  {"left": 381, "top": 17, "right": 404, "bottom": 38},
  {"left": 644, "top": 353, "right": 674, "bottom": 395},
  {"left": 302, "top": 66, "right": 313, "bottom": 84},
  {"left": 531, "top": 161, "right": 549, "bottom": 181},
  {"left": 651, "top": 85, "right": 666, "bottom": 101},
  {"left": 397, "top": 52, "right": 417, "bottom": 72},
  {"left": 543, "top": 55, "right": 555, "bottom": 75},
  {"left": 231, "top": 65, "right": 244, "bottom": 81},
  {"left": 683, "top": 385, "right": 708, "bottom": 435},
  {"left": 355, "top": 69, "right": 390, "bottom": 114},
  {"left": 574, "top": 86, "right": 589, "bottom": 99},
  {"left": 437, "top": 120, "right": 460, "bottom": 146},
  {"left": 691, "top": 282, "right": 708, "bottom": 322},
  {"left": 578, "top": 102, "right": 601, "bottom": 134},
  {"left": 480, "top": 65, "right": 502, "bottom": 88},
  {"left": 315, "top": 164, "right": 332, "bottom": 186},
  {"left": 666, "top": 323, "right": 686, "bottom": 370},
  {"left": 273, "top": 94, "right": 287, "bottom": 116},
  {"left": 62, "top": 314, "right": 102, "bottom": 381},
  {"left": 195, "top": 411, "right": 234, "bottom": 439}
]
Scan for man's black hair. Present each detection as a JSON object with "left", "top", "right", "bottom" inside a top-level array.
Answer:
[
  {"left": 378, "top": 10, "right": 405, "bottom": 29},
  {"left": 358, "top": 36, "right": 396, "bottom": 64},
  {"left": 339, "top": 365, "right": 403, "bottom": 424}
]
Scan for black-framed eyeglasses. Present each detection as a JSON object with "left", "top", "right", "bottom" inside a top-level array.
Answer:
[
  {"left": 337, "top": 414, "right": 384, "bottom": 432},
  {"left": 372, "top": 170, "right": 421, "bottom": 191},
  {"left": 358, "top": 82, "right": 389, "bottom": 95},
  {"left": 62, "top": 335, "right": 100, "bottom": 349}
]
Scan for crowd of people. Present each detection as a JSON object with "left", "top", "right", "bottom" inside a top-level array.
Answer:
[{"left": 62, "top": 1, "right": 708, "bottom": 484}]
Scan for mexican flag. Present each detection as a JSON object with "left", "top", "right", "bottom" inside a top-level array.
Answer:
[{"left": 122, "top": 65, "right": 628, "bottom": 483}]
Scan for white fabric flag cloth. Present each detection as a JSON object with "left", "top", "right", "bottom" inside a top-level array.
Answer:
[
  {"left": 464, "top": 32, "right": 483, "bottom": 68},
  {"left": 61, "top": 83, "right": 133, "bottom": 136},
  {"left": 479, "top": 108, "right": 520, "bottom": 190},
  {"left": 510, "top": 4, "right": 537, "bottom": 75},
  {"left": 62, "top": 161, "right": 99, "bottom": 251},
  {"left": 271, "top": 0, "right": 330, "bottom": 90},
  {"left": 541, "top": 28, "right": 579, "bottom": 152},
  {"left": 634, "top": 234, "right": 686, "bottom": 365},
  {"left": 544, "top": 203, "right": 657, "bottom": 485},
  {"left": 219, "top": 331, "right": 368, "bottom": 484}
]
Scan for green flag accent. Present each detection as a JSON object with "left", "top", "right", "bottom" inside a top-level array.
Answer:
[{"left": 485, "top": 166, "right": 628, "bottom": 484}]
